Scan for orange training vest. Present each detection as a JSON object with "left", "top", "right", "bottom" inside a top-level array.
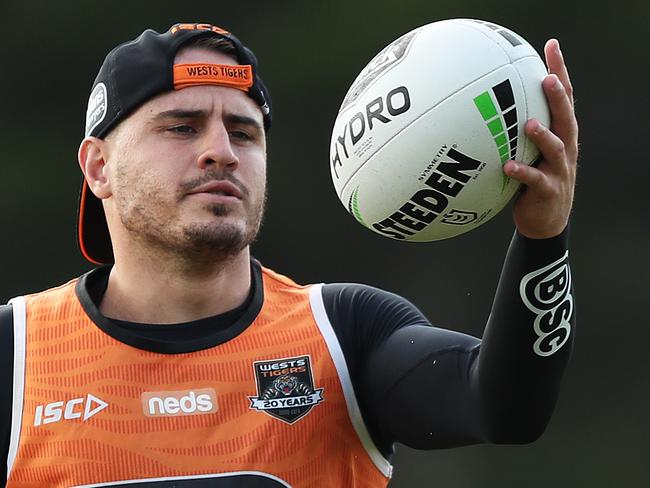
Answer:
[{"left": 7, "top": 267, "right": 392, "bottom": 487}]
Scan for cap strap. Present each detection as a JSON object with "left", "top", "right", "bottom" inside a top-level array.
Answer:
[{"left": 173, "top": 63, "right": 253, "bottom": 91}]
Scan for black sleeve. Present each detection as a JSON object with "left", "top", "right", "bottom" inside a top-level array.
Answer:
[
  {"left": 474, "top": 227, "right": 574, "bottom": 443},
  {"left": 322, "top": 227, "right": 574, "bottom": 454},
  {"left": 0, "top": 303, "right": 14, "bottom": 486}
]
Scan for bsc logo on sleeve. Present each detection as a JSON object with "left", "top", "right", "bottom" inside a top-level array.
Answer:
[
  {"left": 249, "top": 355, "right": 324, "bottom": 424},
  {"left": 520, "top": 251, "right": 573, "bottom": 357}
]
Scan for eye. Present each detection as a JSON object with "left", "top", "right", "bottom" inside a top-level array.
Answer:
[
  {"left": 168, "top": 124, "right": 196, "bottom": 134},
  {"left": 229, "top": 130, "right": 253, "bottom": 142}
]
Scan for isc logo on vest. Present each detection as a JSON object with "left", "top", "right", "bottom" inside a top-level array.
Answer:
[
  {"left": 141, "top": 388, "right": 218, "bottom": 417},
  {"left": 34, "top": 394, "right": 109, "bottom": 427}
]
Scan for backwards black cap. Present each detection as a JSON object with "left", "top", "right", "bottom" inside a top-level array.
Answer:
[{"left": 78, "top": 23, "right": 272, "bottom": 265}]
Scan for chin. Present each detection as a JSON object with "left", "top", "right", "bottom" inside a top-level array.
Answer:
[
  {"left": 179, "top": 198, "right": 264, "bottom": 255},
  {"left": 183, "top": 219, "right": 257, "bottom": 256}
]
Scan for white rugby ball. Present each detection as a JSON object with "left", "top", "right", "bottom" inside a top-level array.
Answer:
[{"left": 330, "top": 18, "right": 550, "bottom": 241}]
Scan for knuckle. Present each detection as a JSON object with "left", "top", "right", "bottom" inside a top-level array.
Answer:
[
  {"left": 529, "top": 168, "right": 546, "bottom": 187},
  {"left": 538, "top": 178, "right": 555, "bottom": 197},
  {"left": 552, "top": 140, "right": 566, "bottom": 160}
]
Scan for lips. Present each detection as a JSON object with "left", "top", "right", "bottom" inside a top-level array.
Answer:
[{"left": 187, "top": 180, "right": 244, "bottom": 199}]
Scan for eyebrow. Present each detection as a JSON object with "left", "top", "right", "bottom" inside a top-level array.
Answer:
[
  {"left": 153, "top": 109, "right": 206, "bottom": 120},
  {"left": 152, "top": 109, "right": 263, "bottom": 130},
  {"left": 224, "top": 113, "right": 264, "bottom": 131}
]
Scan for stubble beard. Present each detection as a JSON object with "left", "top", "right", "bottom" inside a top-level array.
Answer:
[
  {"left": 181, "top": 195, "right": 266, "bottom": 261},
  {"left": 116, "top": 164, "right": 266, "bottom": 267}
]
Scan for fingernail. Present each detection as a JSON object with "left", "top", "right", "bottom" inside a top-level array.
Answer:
[
  {"left": 504, "top": 161, "right": 518, "bottom": 175},
  {"left": 550, "top": 74, "right": 561, "bottom": 90},
  {"left": 529, "top": 119, "right": 540, "bottom": 133}
]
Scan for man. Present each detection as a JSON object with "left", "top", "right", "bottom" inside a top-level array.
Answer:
[{"left": 0, "top": 22, "right": 577, "bottom": 487}]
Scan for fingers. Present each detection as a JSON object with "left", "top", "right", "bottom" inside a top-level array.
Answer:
[
  {"left": 540, "top": 39, "right": 579, "bottom": 164},
  {"left": 545, "top": 39, "right": 573, "bottom": 103},
  {"left": 503, "top": 160, "right": 551, "bottom": 193},
  {"left": 505, "top": 116, "right": 570, "bottom": 187},
  {"left": 525, "top": 118, "right": 571, "bottom": 174},
  {"left": 542, "top": 74, "right": 579, "bottom": 162},
  {"left": 504, "top": 40, "right": 577, "bottom": 238}
]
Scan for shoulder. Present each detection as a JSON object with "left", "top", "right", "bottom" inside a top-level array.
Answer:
[
  {"left": 260, "top": 265, "right": 308, "bottom": 290},
  {"left": 257, "top": 259, "right": 430, "bottom": 331},
  {"left": 321, "top": 282, "right": 412, "bottom": 308},
  {"left": 320, "top": 282, "right": 432, "bottom": 353},
  {"left": 321, "top": 282, "right": 428, "bottom": 325},
  {"left": 0, "top": 302, "right": 13, "bottom": 359},
  {"left": 259, "top": 264, "right": 420, "bottom": 316},
  {"left": 0, "top": 303, "right": 13, "bottom": 340},
  {"left": 0, "top": 303, "right": 14, "bottom": 482},
  {"left": 23, "top": 277, "right": 81, "bottom": 302}
]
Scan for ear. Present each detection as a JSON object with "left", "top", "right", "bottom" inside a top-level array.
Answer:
[{"left": 78, "top": 137, "right": 112, "bottom": 199}]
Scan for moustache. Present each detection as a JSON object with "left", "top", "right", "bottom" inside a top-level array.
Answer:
[{"left": 179, "top": 171, "right": 249, "bottom": 199}]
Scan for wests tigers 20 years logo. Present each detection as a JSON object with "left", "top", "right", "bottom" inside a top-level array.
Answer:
[{"left": 249, "top": 355, "right": 324, "bottom": 424}]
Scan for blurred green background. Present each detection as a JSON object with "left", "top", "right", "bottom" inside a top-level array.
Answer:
[{"left": 1, "top": 0, "right": 647, "bottom": 486}]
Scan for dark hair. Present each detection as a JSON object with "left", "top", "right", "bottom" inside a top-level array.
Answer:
[{"left": 182, "top": 36, "right": 237, "bottom": 56}]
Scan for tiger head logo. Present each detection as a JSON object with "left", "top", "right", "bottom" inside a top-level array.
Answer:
[{"left": 274, "top": 375, "right": 298, "bottom": 396}]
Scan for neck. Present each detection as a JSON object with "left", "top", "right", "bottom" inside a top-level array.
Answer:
[{"left": 100, "top": 246, "right": 252, "bottom": 324}]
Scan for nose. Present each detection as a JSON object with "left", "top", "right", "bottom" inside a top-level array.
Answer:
[{"left": 196, "top": 124, "right": 239, "bottom": 170}]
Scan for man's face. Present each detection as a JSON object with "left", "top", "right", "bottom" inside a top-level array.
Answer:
[{"left": 102, "top": 47, "right": 267, "bottom": 261}]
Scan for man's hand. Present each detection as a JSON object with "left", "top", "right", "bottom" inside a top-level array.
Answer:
[{"left": 503, "top": 39, "right": 578, "bottom": 239}]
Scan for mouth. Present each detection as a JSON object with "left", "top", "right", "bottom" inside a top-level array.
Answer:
[{"left": 187, "top": 180, "right": 244, "bottom": 200}]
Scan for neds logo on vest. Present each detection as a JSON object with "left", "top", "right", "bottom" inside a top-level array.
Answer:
[{"left": 141, "top": 388, "right": 218, "bottom": 417}]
